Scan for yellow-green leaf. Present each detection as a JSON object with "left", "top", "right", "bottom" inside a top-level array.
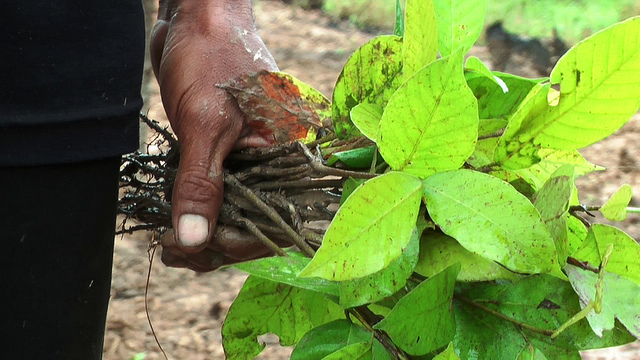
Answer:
[
  {"left": 300, "top": 172, "right": 422, "bottom": 281},
  {"left": 600, "top": 184, "right": 633, "bottom": 221},
  {"left": 379, "top": 50, "right": 478, "bottom": 178}
]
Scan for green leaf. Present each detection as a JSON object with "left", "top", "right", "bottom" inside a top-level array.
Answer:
[
  {"left": 465, "top": 56, "right": 496, "bottom": 81},
  {"left": 341, "top": 178, "right": 366, "bottom": 205},
  {"left": 394, "top": 0, "right": 404, "bottom": 37},
  {"left": 467, "top": 71, "right": 543, "bottom": 121},
  {"left": 323, "top": 342, "right": 372, "bottom": 359},
  {"left": 300, "top": 172, "right": 422, "bottom": 280},
  {"left": 423, "top": 170, "right": 561, "bottom": 275},
  {"left": 433, "top": 0, "right": 487, "bottom": 56},
  {"left": 453, "top": 300, "right": 529, "bottom": 359},
  {"left": 231, "top": 252, "right": 339, "bottom": 297},
  {"left": 532, "top": 165, "right": 574, "bottom": 264},
  {"left": 494, "top": 83, "right": 552, "bottom": 170},
  {"left": 567, "top": 215, "right": 589, "bottom": 256},
  {"left": 433, "top": 342, "right": 460, "bottom": 360},
  {"left": 327, "top": 146, "right": 377, "bottom": 169},
  {"left": 454, "top": 275, "right": 635, "bottom": 359},
  {"left": 332, "top": 36, "right": 404, "bottom": 139},
  {"left": 340, "top": 230, "right": 419, "bottom": 308},
  {"left": 600, "top": 184, "right": 633, "bottom": 221},
  {"left": 493, "top": 149, "right": 603, "bottom": 191},
  {"left": 350, "top": 103, "right": 384, "bottom": 141},
  {"left": 378, "top": 50, "right": 478, "bottom": 178},
  {"left": 403, "top": 0, "right": 438, "bottom": 79},
  {"left": 565, "top": 265, "right": 640, "bottom": 338},
  {"left": 222, "top": 276, "right": 343, "bottom": 359},
  {"left": 495, "top": 17, "right": 640, "bottom": 162},
  {"left": 571, "top": 224, "right": 640, "bottom": 286},
  {"left": 466, "top": 118, "right": 506, "bottom": 169},
  {"left": 375, "top": 264, "right": 460, "bottom": 355},
  {"left": 291, "top": 320, "right": 372, "bottom": 360},
  {"left": 536, "top": 17, "right": 640, "bottom": 150},
  {"left": 416, "top": 230, "right": 519, "bottom": 282}
]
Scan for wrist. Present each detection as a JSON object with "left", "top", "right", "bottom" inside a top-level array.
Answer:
[{"left": 159, "top": 0, "right": 253, "bottom": 22}]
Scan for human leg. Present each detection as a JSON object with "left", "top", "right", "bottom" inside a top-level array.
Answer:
[{"left": 0, "top": 157, "right": 121, "bottom": 359}]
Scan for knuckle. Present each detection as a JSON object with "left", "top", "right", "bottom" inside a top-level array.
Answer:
[{"left": 175, "top": 165, "right": 223, "bottom": 204}]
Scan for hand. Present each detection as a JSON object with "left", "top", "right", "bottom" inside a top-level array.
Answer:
[{"left": 150, "top": 2, "right": 278, "bottom": 258}]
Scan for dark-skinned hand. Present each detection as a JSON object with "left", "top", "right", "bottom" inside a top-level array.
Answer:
[{"left": 150, "top": 1, "right": 281, "bottom": 271}]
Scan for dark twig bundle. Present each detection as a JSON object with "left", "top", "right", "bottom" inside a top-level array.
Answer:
[{"left": 118, "top": 114, "right": 374, "bottom": 252}]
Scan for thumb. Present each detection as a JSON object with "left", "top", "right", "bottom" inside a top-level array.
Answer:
[{"left": 171, "top": 134, "right": 232, "bottom": 252}]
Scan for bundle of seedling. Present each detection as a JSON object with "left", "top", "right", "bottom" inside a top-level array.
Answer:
[
  {"left": 119, "top": 0, "right": 640, "bottom": 358},
  {"left": 118, "top": 111, "right": 374, "bottom": 257}
]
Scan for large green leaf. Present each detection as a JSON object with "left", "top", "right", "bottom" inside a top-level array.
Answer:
[
  {"left": 423, "top": 170, "right": 561, "bottom": 275},
  {"left": 339, "top": 230, "right": 419, "bottom": 308},
  {"left": 291, "top": 320, "right": 373, "bottom": 360},
  {"left": 332, "top": 36, "right": 404, "bottom": 139},
  {"left": 571, "top": 224, "right": 640, "bottom": 286},
  {"left": 300, "top": 172, "right": 422, "bottom": 280},
  {"left": 433, "top": 0, "right": 487, "bottom": 56},
  {"left": 375, "top": 264, "right": 460, "bottom": 355},
  {"left": 495, "top": 17, "right": 640, "bottom": 163},
  {"left": 532, "top": 165, "right": 574, "bottom": 264},
  {"left": 454, "top": 275, "right": 636, "bottom": 359},
  {"left": 222, "top": 276, "right": 343, "bottom": 359},
  {"left": 378, "top": 50, "right": 478, "bottom": 178},
  {"left": 416, "top": 230, "right": 519, "bottom": 282},
  {"left": 403, "top": 0, "right": 438, "bottom": 79},
  {"left": 600, "top": 184, "right": 633, "bottom": 221},
  {"left": 566, "top": 265, "right": 640, "bottom": 339},
  {"left": 232, "top": 252, "right": 339, "bottom": 297},
  {"left": 536, "top": 17, "right": 640, "bottom": 149}
]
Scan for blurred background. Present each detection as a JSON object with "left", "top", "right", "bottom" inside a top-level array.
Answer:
[
  {"left": 309, "top": 0, "right": 640, "bottom": 44},
  {"left": 106, "top": 1, "right": 640, "bottom": 359}
]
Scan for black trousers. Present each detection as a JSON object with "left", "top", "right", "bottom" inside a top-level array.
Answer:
[{"left": 0, "top": 157, "right": 121, "bottom": 359}]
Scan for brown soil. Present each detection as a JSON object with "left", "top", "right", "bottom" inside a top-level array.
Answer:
[{"left": 104, "top": 1, "right": 640, "bottom": 359}]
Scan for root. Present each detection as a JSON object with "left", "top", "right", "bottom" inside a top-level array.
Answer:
[{"left": 118, "top": 114, "right": 375, "bottom": 254}]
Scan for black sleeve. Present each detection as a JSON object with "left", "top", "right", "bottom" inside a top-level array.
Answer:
[{"left": 0, "top": 1, "right": 146, "bottom": 165}]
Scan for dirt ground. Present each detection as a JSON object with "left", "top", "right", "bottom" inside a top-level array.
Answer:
[{"left": 104, "top": 2, "right": 640, "bottom": 359}]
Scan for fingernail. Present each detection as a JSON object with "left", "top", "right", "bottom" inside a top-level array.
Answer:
[{"left": 177, "top": 214, "right": 209, "bottom": 247}]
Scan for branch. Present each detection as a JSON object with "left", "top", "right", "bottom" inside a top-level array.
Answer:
[
  {"left": 223, "top": 172, "right": 316, "bottom": 257},
  {"left": 297, "top": 141, "right": 377, "bottom": 179}
]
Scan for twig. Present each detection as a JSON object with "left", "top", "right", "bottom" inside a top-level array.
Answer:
[
  {"left": 298, "top": 141, "right": 377, "bottom": 179},
  {"left": 140, "top": 112, "right": 178, "bottom": 146},
  {"left": 569, "top": 204, "right": 599, "bottom": 217},
  {"left": 233, "top": 216, "right": 289, "bottom": 257},
  {"left": 252, "top": 178, "right": 343, "bottom": 191},
  {"left": 478, "top": 129, "right": 505, "bottom": 140},
  {"left": 234, "top": 164, "right": 310, "bottom": 182},
  {"left": 347, "top": 308, "right": 408, "bottom": 360},
  {"left": 224, "top": 172, "right": 316, "bottom": 257}
]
